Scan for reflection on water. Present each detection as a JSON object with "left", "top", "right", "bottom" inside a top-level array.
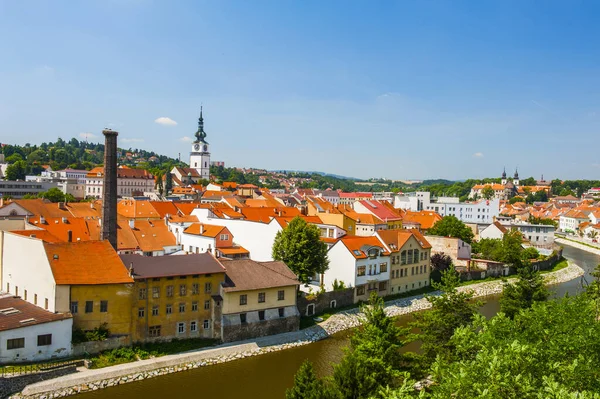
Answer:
[{"left": 82, "top": 244, "right": 599, "bottom": 399}]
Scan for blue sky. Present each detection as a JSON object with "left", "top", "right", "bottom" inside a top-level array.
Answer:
[{"left": 1, "top": 1, "right": 599, "bottom": 180}]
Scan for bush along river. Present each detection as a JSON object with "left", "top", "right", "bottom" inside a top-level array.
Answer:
[{"left": 21, "top": 244, "right": 600, "bottom": 399}]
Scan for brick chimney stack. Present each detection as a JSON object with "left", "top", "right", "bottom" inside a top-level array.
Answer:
[{"left": 101, "top": 129, "right": 118, "bottom": 250}]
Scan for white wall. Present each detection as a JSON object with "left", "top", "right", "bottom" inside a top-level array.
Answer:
[
  {"left": 180, "top": 233, "right": 217, "bottom": 255},
  {"left": 192, "top": 209, "right": 282, "bottom": 261},
  {"left": 2, "top": 233, "right": 57, "bottom": 312},
  {"left": 323, "top": 242, "right": 356, "bottom": 290},
  {"left": 479, "top": 224, "right": 505, "bottom": 240},
  {"left": 0, "top": 318, "right": 73, "bottom": 363}
]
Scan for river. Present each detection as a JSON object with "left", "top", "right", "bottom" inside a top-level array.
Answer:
[{"left": 82, "top": 244, "right": 599, "bottom": 399}]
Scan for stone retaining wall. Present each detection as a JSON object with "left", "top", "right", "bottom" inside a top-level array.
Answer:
[
  {"left": 556, "top": 238, "right": 600, "bottom": 256},
  {"left": 71, "top": 337, "right": 129, "bottom": 357},
  {"left": 11, "top": 261, "right": 585, "bottom": 399}
]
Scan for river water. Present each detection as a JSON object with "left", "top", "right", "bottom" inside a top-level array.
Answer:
[{"left": 82, "top": 244, "right": 599, "bottom": 399}]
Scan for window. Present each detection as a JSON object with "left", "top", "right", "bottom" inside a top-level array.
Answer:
[
  {"left": 70, "top": 301, "right": 78, "bottom": 314},
  {"left": 192, "top": 283, "right": 199, "bottom": 295},
  {"left": 148, "top": 325, "right": 161, "bottom": 337},
  {"left": 179, "top": 285, "right": 187, "bottom": 296},
  {"left": 166, "top": 304, "right": 172, "bottom": 314},
  {"left": 139, "top": 288, "right": 147, "bottom": 300},
  {"left": 152, "top": 306, "right": 159, "bottom": 316},
  {"left": 239, "top": 294, "right": 248, "bottom": 305},
  {"left": 152, "top": 287, "right": 160, "bottom": 298},
  {"left": 37, "top": 334, "right": 52, "bottom": 346},
  {"left": 401, "top": 251, "right": 407, "bottom": 265},
  {"left": 356, "top": 285, "right": 366, "bottom": 296},
  {"left": 85, "top": 301, "right": 93, "bottom": 313},
  {"left": 177, "top": 322, "right": 185, "bottom": 334},
  {"left": 138, "top": 307, "right": 145, "bottom": 318},
  {"left": 203, "top": 319, "right": 210, "bottom": 329},
  {"left": 190, "top": 321, "right": 198, "bottom": 332},
  {"left": 258, "top": 292, "right": 266, "bottom": 303},
  {"left": 357, "top": 266, "right": 366, "bottom": 277},
  {"left": 179, "top": 303, "right": 186, "bottom": 313},
  {"left": 166, "top": 285, "right": 174, "bottom": 297},
  {"left": 45, "top": 298, "right": 48, "bottom": 310},
  {"left": 192, "top": 301, "right": 198, "bottom": 312},
  {"left": 277, "top": 290, "right": 285, "bottom": 301},
  {"left": 100, "top": 300, "right": 108, "bottom": 313},
  {"left": 414, "top": 249, "right": 419, "bottom": 261},
  {"left": 240, "top": 313, "right": 247, "bottom": 324},
  {"left": 379, "top": 281, "right": 387, "bottom": 291},
  {"left": 220, "top": 234, "right": 229, "bottom": 240},
  {"left": 380, "top": 263, "right": 387, "bottom": 273},
  {"left": 258, "top": 310, "right": 265, "bottom": 321},
  {"left": 204, "top": 300, "right": 210, "bottom": 310},
  {"left": 407, "top": 249, "right": 414, "bottom": 264},
  {"left": 278, "top": 308, "right": 285, "bottom": 318},
  {"left": 205, "top": 282, "right": 212, "bottom": 294},
  {"left": 7, "top": 338, "right": 25, "bottom": 350}
]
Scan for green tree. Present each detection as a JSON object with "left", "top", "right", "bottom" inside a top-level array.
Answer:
[
  {"left": 509, "top": 196, "right": 525, "bottom": 204},
  {"left": 500, "top": 263, "right": 549, "bottom": 319},
  {"left": 272, "top": 216, "right": 329, "bottom": 284},
  {"left": 427, "top": 215, "right": 474, "bottom": 244},
  {"left": 165, "top": 172, "right": 173, "bottom": 194},
  {"left": 481, "top": 185, "right": 495, "bottom": 200},
  {"left": 286, "top": 360, "right": 332, "bottom": 399},
  {"left": 5, "top": 160, "right": 27, "bottom": 180},
  {"left": 39, "top": 188, "right": 66, "bottom": 203},
  {"left": 155, "top": 171, "right": 164, "bottom": 197},
  {"left": 521, "top": 246, "right": 539, "bottom": 260},
  {"left": 409, "top": 269, "right": 479, "bottom": 374},
  {"left": 330, "top": 293, "right": 405, "bottom": 399}
]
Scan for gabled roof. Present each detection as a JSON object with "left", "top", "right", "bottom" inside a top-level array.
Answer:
[
  {"left": 357, "top": 200, "right": 402, "bottom": 222},
  {"left": 338, "top": 235, "right": 390, "bottom": 259},
  {"left": 27, "top": 216, "right": 95, "bottom": 242},
  {"left": 149, "top": 201, "right": 179, "bottom": 218},
  {"left": 43, "top": 241, "right": 133, "bottom": 285},
  {"left": 183, "top": 223, "right": 226, "bottom": 238},
  {"left": 10, "top": 229, "right": 62, "bottom": 243},
  {"left": 239, "top": 207, "right": 300, "bottom": 223},
  {"left": 0, "top": 295, "right": 71, "bottom": 332},
  {"left": 13, "top": 199, "right": 72, "bottom": 219},
  {"left": 221, "top": 260, "right": 299, "bottom": 292},
  {"left": 120, "top": 253, "right": 226, "bottom": 278},
  {"left": 129, "top": 220, "right": 177, "bottom": 252},
  {"left": 118, "top": 200, "right": 161, "bottom": 219},
  {"left": 401, "top": 211, "right": 442, "bottom": 230},
  {"left": 376, "top": 229, "right": 432, "bottom": 252},
  {"left": 492, "top": 221, "right": 509, "bottom": 233}
]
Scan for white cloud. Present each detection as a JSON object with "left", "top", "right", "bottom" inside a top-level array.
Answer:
[
  {"left": 154, "top": 117, "right": 177, "bottom": 126},
  {"left": 121, "top": 138, "right": 144, "bottom": 143},
  {"left": 78, "top": 132, "right": 97, "bottom": 140},
  {"left": 473, "top": 152, "right": 484, "bottom": 158},
  {"left": 179, "top": 136, "right": 193, "bottom": 143}
]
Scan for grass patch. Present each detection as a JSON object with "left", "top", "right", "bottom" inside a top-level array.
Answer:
[
  {"left": 457, "top": 276, "right": 500, "bottom": 287},
  {"left": 540, "top": 258, "right": 569, "bottom": 274},
  {"left": 88, "top": 338, "right": 218, "bottom": 369}
]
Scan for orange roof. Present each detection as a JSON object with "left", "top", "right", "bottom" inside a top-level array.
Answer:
[
  {"left": 240, "top": 207, "right": 300, "bottom": 223},
  {"left": 245, "top": 198, "right": 283, "bottom": 208},
  {"left": 116, "top": 220, "right": 140, "bottom": 250},
  {"left": 117, "top": 200, "right": 161, "bottom": 219},
  {"left": 174, "top": 202, "right": 202, "bottom": 215},
  {"left": 274, "top": 215, "right": 324, "bottom": 228},
  {"left": 337, "top": 205, "right": 385, "bottom": 225},
  {"left": 149, "top": 201, "right": 179, "bottom": 218},
  {"left": 10, "top": 229, "right": 62, "bottom": 243},
  {"left": 167, "top": 214, "right": 199, "bottom": 223},
  {"left": 43, "top": 241, "right": 133, "bottom": 285},
  {"left": 217, "top": 246, "right": 249, "bottom": 255},
  {"left": 65, "top": 202, "right": 102, "bottom": 218},
  {"left": 357, "top": 200, "right": 403, "bottom": 222},
  {"left": 129, "top": 220, "right": 176, "bottom": 252},
  {"left": 339, "top": 235, "right": 390, "bottom": 259},
  {"left": 223, "top": 182, "right": 237, "bottom": 189},
  {"left": 401, "top": 211, "right": 443, "bottom": 230},
  {"left": 183, "top": 223, "right": 226, "bottom": 238},
  {"left": 472, "top": 183, "right": 505, "bottom": 190},
  {"left": 27, "top": 216, "right": 96, "bottom": 242},
  {"left": 13, "top": 199, "right": 72, "bottom": 219},
  {"left": 222, "top": 197, "right": 246, "bottom": 210},
  {"left": 376, "top": 229, "right": 432, "bottom": 252},
  {"left": 202, "top": 190, "right": 227, "bottom": 198}
]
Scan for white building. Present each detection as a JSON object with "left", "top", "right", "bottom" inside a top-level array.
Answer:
[
  {"left": 559, "top": 210, "right": 590, "bottom": 233},
  {"left": 0, "top": 294, "right": 72, "bottom": 364},
  {"left": 0, "top": 181, "right": 59, "bottom": 199},
  {"left": 189, "top": 108, "right": 211, "bottom": 181},
  {"left": 480, "top": 221, "right": 555, "bottom": 249},
  {"left": 394, "top": 191, "right": 499, "bottom": 224},
  {"left": 85, "top": 166, "right": 155, "bottom": 199}
]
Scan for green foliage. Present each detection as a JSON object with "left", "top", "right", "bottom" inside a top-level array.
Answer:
[
  {"left": 286, "top": 360, "right": 333, "bottom": 399},
  {"left": 521, "top": 246, "right": 540, "bottom": 260},
  {"left": 500, "top": 263, "right": 549, "bottom": 319},
  {"left": 528, "top": 215, "right": 558, "bottom": 228},
  {"left": 272, "top": 216, "right": 329, "bottom": 284},
  {"left": 5, "top": 160, "right": 27, "bottom": 180},
  {"left": 332, "top": 279, "right": 347, "bottom": 290},
  {"left": 509, "top": 196, "right": 525, "bottom": 204},
  {"left": 428, "top": 296, "right": 600, "bottom": 398},
  {"left": 38, "top": 187, "right": 67, "bottom": 202},
  {"left": 427, "top": 215, "right": 474, "bottom": 244},
  {"left": 472, "top": 230, "right": 526, "bottom": 267},
  {"left": 72, "top": 323, "right": 110, "bottom": 344},
  {"left": 409, "top": 269, "right": 479, "bottom": 374},
  {"left": 481, "top": 185, "right": 495, "bottom": 200}
]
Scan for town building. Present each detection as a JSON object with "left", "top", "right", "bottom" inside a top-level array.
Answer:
[
  {"left": 424, "top": 235, "right": 471, "bottom": 267},
  {"left": 219, "top": 259, "right": 300, "bottom": 342},
  {"left": 120, "top": 253, "right": 226, "bottom": 342},
  {"left": 188, "top": 108, "right": 211, "bottom": 181},
  {"left": 26, "top": 168, "right": 88, "bottom": 199},
  {"left": 179, "top": 223, "right": 250, "bottom": 259},
  {"left": 85, "top": 166, "right": 154, "bottom": 199},
  {"left": 559, "top": 210, "right": 591, "bottom": 233},
  {"left": 0, "top": 294, "right": 72, "bottom": 364},
  {"left": 0, "top": 181, "right": 58, "bottom": 199}
]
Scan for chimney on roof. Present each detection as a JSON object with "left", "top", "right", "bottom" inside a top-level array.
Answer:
[
  {"left": 101, "top": 129, "right": 119, "bottom": 250},
  {"left": 67, "top": 230, "right": 72, "bottom": 242},
  {"left": 58, "top": 202, "right": 66, "bottom": 210},
  {"left": 40, "top": 215, "right": 46, "bottom": 224},
  {"left": 200, "top": 224, "right": 204, "bottom": 234},
  {"left": 90, "top": 202, "right": 94, "bottom": 209},
  {"left": 128, "top": 262, "right": 134, "bottom": 277},
  {"left": 129, "top": 219, "right": 135, "bottom": 229}
]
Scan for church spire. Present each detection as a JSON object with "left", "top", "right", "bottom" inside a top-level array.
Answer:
[
  {"left": 194, "top": 106, "right": 207, "bottom": 143},
  {"left": 514, "top": 167, "right": 519, "bottom": 179},
  {"left": 502, "top": 167, "right": 507, "bottom": 179}
]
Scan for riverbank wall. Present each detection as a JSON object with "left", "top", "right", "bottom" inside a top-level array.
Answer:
[
  {"left": 10, "top": 261, "right": 585, "bottom": 399},
  {"left": 556, "top": 238, "right": 600, "bottom": 256}
]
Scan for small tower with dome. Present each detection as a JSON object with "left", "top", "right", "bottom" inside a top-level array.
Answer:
[
  {"left": 189, "top": 107, "right": 211, "bottom": 180},
  {"left": 501, "top": 167, "right": 507, "bottom": 185},
  {"left": 513, "top": 168, "right": 520, "bottom": 186}
]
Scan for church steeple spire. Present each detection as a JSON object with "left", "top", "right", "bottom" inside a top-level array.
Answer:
[
  {"left": 195, "top": 106, "right": 207, "bottom": 143},
  {"left": 502, "top": 167, "right": 507, "bottom": 179}
]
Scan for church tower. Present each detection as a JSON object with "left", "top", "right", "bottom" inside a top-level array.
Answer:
[
  {"left": 189, "top": 107, "right": 211, "bottom": 180},
  {"left": 513, "top": 168, "right": 520, "bottom": 186},
  {"left": 501, "top": 167, "right": 507, "bottom": 185}
]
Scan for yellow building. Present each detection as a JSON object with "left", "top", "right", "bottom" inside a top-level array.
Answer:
[
  {"left": 120, "top": 253, "right": 226, "bottom": 342},
  {"left": 219, "top": 259, "right": 300, "bottom": 342},
  {"left": 376, "top": 229, "right": 432, "bottom": 294}
]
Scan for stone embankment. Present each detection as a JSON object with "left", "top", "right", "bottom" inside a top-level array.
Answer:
[
  {"left": 556, "top": 238, "right": 600, "bottom": 256},
  {"left": 11, "top": 262, "right": 585, "bottom": 399}
]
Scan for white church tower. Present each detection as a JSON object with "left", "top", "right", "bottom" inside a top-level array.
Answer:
[{"left": 189, "top": 107, "right": 211, "bottom": 180}]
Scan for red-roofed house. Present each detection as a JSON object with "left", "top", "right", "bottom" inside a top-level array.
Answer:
[{"left": 353, "top": 200, "right": 403, "bottom": 229}]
